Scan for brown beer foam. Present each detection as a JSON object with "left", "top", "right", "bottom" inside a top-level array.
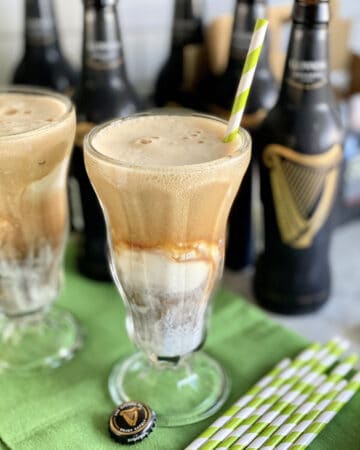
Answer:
[
  {"left": 85, "top": 115, "right": 250, "bottom": 249},
  {"left": 91, "top": 115, "right": 240, "bottom": 166},
  {"left": 0, "top": 93, "right": 67, "bottom": 136}
]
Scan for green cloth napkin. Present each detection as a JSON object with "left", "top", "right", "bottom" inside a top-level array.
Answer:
[{"left": 0, "top": 244, "right": 359, "bottom": 450}]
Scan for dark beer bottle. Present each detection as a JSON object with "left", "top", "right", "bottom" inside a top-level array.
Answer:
[
  {"left": 72, "top": 0, "right": 141, "bottom": 280},
  {"left": 12, "top": 0, "right": 78, "bottom": 95},
  {"left": 154, "top": 0, "right": 205, "bottom": 108},
  {"left": 254, "top": 0, "right": 344, "bottom": 314},
  {"left": 205, "top": 0, "right": 277, "bottom": 271}
]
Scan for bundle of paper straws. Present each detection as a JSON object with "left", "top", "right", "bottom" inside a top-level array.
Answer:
[{"left": 186, "top": 337, "right": 360, "bottom": 450}]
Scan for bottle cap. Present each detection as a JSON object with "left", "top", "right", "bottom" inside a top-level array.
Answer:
[{"left": 109, "top": 401, "right": 156, "bottom": 445}]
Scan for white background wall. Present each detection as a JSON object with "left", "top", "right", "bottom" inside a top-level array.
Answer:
[{"left": 0, "top": 0, "right": 358, "bottom": 95}]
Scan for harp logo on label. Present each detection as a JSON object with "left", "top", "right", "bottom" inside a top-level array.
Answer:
[{"left": 263, "top": 144, "right": 342, "bottom": 248}]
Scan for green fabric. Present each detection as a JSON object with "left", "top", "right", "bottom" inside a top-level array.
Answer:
[{"left": 0, "top": 244, "right": 359, "bottom": 450}]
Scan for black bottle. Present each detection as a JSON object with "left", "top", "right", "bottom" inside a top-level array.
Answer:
[
  {"left": 72, "top": 0, "right": 141, "bottom": 280},
  {"left": 12, "top": 0, "right": 78, "bottom": 95},
  {"left": 254, "top": 0, "right": 344, "bottom": 314},
  {"left": 154, "top": 0, "right": 204, "bottom": 109},
  {"left": 205, "top": 0, "right": 277, "bottom": 271}
]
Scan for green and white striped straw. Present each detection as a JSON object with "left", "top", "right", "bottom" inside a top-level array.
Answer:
[
  {"left": 227, "top": 340, "right": 348, "bottom": 450},
  {"left": 223, "top": 18, "right": 269, "bottom": 143},
  {"left": 185, "top": 358, "right": 291, "bottom": 450},
  {"left": 274, "top": 380, "right": 347, "bottom": 450},
  {"left": 212, "top": 338, "right": 347, "bottom": 450},
  {"left": 186, "top": 343, "right": 320, "bottom": 450},
  {"left": 291, "top": 371, "right": 360, "bottom": 450},
  {"left": 245, "top": 374, "right": 326, "bottom": 449},
  {"left": 187, "top": 343, "right": 320, "bottom": 450},
  {"left": 249, "top": 354, "right": 358, "bottom": 449}
]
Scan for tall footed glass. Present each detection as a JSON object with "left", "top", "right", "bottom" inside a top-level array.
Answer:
[
  {"left": 84, "top": 113, "right": 251, "bottom": 426},
  {"left": 0, "top": 87, "right": 82, "bottom": 371}
]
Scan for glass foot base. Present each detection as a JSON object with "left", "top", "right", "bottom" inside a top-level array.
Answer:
[
  {"left": 108, "top": 351, "right": 230, "bottom": 427},
  {"left": 0, "top": 306, "right": 83, "bottom": 371}
]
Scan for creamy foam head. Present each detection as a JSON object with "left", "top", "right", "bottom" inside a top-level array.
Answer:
[
  {"left": 85, "top": 114, "right": 250, "bottom": 248},
  {"left": 0, "top": 93, "right": 67, "bottom": 137},
  {"left": 92, "top": 115, "right": 241, "bottom": 166}
]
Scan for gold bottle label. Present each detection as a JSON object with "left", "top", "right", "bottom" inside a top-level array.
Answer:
[
  {"left": 263, "top": 143, "right": 342, "bottom": 248},
  {"left": 75, "top": 121, "right": 96, "bottom": 148}
]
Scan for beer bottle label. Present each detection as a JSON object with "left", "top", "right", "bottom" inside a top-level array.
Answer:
[
  {"left": 85, "top": 41, "right": 123, "bottom": 70},
  {"left": 263, "top": 143, "right": 342, "bottom": 248},
  {"left": 286, "top": 58, "right": 327, "bottom": 90},
  {"left": 26, "top": 17, "right": 56, "bottom": 45},
  {"left": 75, "top": 121, "right": 96, "bottom": 147}
]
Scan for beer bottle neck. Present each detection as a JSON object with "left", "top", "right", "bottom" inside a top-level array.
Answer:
[
  {"left": 279, "top": 21, "right": 332, "bottom": 106},
  {"left": 229, "top": 1, "right": 270, "bottom": 71},
  {"left": 24, "top": 0, "right": 60, "bottom": 52},
  {"left": 82, "top": 2, "right": 128, "bottom": 84},
  {"left": 171, "top": 0, "right": 202, "bottom": 49}
]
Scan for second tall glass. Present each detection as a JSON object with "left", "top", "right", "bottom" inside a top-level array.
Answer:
[{"left": 0, "top": 87, "right": 82, "bottom": 371}]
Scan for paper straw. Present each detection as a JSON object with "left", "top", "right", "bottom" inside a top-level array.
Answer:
[
  {"left": 186, "top": 343, "right": 320, "bottom": 450},
  {"left": 272, "top": 380, "right": 347, "bottom": 450},
  {"left": 250, "top": 354, "right": 358, "bottom": 449},
  {"left": 199, "top": 338, "right": 347, "bottom": 450},
  {"left": 226, "top": 340, "right": 347, "bottom": 450},
  {"left": 245, "top": 374, "right": 326, "bottom": 449},
  {"left": 291, "top": 371, "right": 360, "bottom": 450},
  {"left": 185, "top": 359, "right": 290, "bottom": 450},
  {"left": 223, "top": 18, "right": 269, "bottom": 143}
]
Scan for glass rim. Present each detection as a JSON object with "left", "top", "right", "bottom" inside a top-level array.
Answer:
[
  {"left": 84, "top": 112, "right": 251, "bottom": 173},
  {"left": 0, "top": 85, "right": 74, "bottom": 141}
]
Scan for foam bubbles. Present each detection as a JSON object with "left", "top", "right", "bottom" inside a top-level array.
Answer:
[
  {"left": 0, "top": 94, "right": 67, "bottom": 137},
  {"left": 93, "top": 115, "right": 241, "bottom": 167},
  {"left": 4, "top": 108, "right": 18, "bottom": 116}
]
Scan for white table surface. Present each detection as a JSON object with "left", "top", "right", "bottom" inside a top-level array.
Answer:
[{"left": 222, "top": 220, "right": 360, "bottom": 352}]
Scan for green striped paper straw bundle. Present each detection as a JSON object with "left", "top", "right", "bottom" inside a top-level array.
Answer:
[
  {"left": 257, "top": 354, "right": 358, "bottom": 449},
  {"left": 189, "top": 343, "right": 322, "bottom": 450},
  {"left": 291, "top": 371, "right": 360, "bottom": 449},
  {"left": 223, "top": 18, "right": 269, "bottom": 143},
  {"left": 274, "top": 380, "right": 348, "bottom": 450},
  {"left": 218, "top": 339, "right": 347, "bottom": 449},
  {"left": 186, "top": 338, "right": 346, "bottom": 450},
  {"left": 186, "top": 343, "right": 320, "bottom": 450},
  {"left": 185, "top": 359, "right": 291, "bottom": 450},
  {"left": 241, "top": 374, "right": 327, "bottom": 450}
]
